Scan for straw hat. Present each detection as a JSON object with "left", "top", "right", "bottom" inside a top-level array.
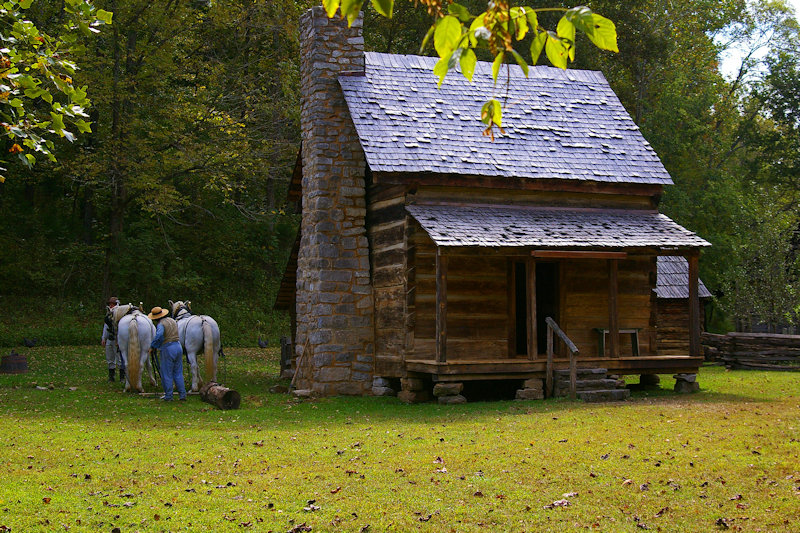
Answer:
[{"left": 148, "top": 306, "right": 169, "bottom": 320}]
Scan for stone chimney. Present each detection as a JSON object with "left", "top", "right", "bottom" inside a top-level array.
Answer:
[{"left": 295, "top": 7, "right": 374, "bottom": 395}]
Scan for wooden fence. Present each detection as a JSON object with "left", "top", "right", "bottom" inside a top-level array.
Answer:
[{"left": 702, "top": 332, "right": 800, "bottom": 371}]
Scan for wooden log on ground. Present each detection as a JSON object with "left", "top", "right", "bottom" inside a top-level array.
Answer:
[{"left": 200, "top": 382, "right": 241, "bottom": 410}]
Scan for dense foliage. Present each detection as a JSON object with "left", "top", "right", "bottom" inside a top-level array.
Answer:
[{"left": 1, "top": 0, "right": 799, "bottom": 345}]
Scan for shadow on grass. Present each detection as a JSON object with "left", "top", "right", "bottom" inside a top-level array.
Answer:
[{"left": 0, "top": 346, "right": 785, "bottom": 432}]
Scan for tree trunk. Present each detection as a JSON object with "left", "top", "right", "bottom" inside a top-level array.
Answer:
[{"left": 200, "top": 382, "right": 241, "bottom": 409}]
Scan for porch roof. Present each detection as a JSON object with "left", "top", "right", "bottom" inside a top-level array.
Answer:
[
  {"left": 406, "top": 204, "right": 711, "bottom": 249},
  {"left": 656, "top": 256, "right": 712, "bottom": 299}
]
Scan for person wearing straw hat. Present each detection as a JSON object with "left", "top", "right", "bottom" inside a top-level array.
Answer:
[{"left": 148, "top": 306, "right": 186, "bottom": 401}]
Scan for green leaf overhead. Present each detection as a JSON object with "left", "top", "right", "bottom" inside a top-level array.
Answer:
[
  {"left": 585, "top": 14, "right": 618, "bottom": 53},
  {"left": 459, "top": 48, "right": 477, "bottom": 81},
  {"left": 434, "top": 15, "right": 462, "bottom": 57},
  {"left": 545, "top": 32, "right": 569, "bottom": 69},
  {"left": 370, "top": 0, "right": 393, "bottom": 19},
  {"left": 492, "top": 51, "right": 504, "bottom": 82},
  {"left": 530, "top": 31, "right": 547, "bottom": 65}
]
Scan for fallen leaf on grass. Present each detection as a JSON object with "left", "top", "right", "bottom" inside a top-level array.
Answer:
[
  {"left": 729, "top": 494, "right": 743, "bottom": 501},
  {"left": 622, "top": 479, "right": 633, "bottom": 486},
  {"left": 42, "top": 498, "right": 51, "bottom": 504},
  {"left": 473, "top": 491, "right": 484, "bottom": 497},
  {"left": 433, "top": 456, "right": 444, "bottom": 464},
  {"left": 543, "top": 499, "right": 570, "bottom": 509},
  {"left": 287, "top": 523, "right": 312, "bottom": 533},
  {"left": 330, "top": 487, "right": 341, "bottom": 494},
  {"left": 562, "top": 492, "right": 578, "bottom": 498},
  {"left": 654, "top": 507, "right": 669, "bottom": 517},
  {"left": 715, "top": 517, "right": 730, "bottom": 529}
]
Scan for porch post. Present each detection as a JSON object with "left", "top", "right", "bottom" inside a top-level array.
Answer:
[
  {"left": 608, "top": 259, "right": 619, "bottom": 358},
  {"left": 435, "top": 247, "right": 448, "bottom": 363},
  {"left": 688, "top": 251, "right": 700, "bottom": 357},
  {"left": 527, "top": 258, "right": 537, "bottom": 360}
]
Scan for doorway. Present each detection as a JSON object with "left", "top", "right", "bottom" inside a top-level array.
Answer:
[
  {"left": 512, "top": 261, "right": 560, "bottom": 357},
  {"left": 536, "top": 262, "right": 559, "bottom": 354}
]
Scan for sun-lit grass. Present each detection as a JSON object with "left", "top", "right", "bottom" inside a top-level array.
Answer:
[{"left": 0, "top": 347, "right": 798, "bottom": 532}]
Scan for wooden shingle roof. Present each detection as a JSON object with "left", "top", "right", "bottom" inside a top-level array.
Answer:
[
  {"left": 339, "top": 52, "right": 673, "bottom": 185},
  {"left": 656, "top": 256, "right": 712, "bottom": 299},
  {"left": 407, "top": 204, "right": 711, "bottom": 249}
]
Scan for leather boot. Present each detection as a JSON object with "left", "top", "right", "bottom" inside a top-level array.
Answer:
[
  {"left": 119, "top": 368, "right": 125, "bottom": 381},
  {"left": 108, "top": 368, "right": 115, "bottom": 382}
]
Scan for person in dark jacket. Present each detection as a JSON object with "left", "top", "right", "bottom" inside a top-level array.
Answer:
[
  {"left": 148, "top": 306, "right": 187, "bottom": 401},
  {"left": 101, "top": 296, "right": 123, "bottom": 382}
]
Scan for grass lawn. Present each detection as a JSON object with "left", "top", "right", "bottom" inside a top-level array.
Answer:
[{"left": 0, "top": 346, "right": 798, "bottom": 532}]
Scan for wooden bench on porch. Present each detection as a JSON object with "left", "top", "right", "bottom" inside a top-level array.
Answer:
[{"left": 594, "top": 327, "right": 641, "bottom": 357}]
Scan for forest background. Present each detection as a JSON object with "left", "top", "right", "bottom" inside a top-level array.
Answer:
[{"left": 1, "top": 0, "right": 799, "bottom": 346}]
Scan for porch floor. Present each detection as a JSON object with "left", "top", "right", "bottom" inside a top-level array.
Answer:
[{"left": 404, "top": 355, "right": 704, "bottom": 382}]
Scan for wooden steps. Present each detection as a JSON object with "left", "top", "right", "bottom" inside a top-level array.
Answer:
[{"left": 553, "top": 368, "right": 630, "bottom": 402}]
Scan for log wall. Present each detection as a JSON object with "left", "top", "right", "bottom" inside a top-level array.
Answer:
[
  {"left": 411, "top": 224, "right": 510, "bottom": 360},
  {"left": 560, "top": 257, "right": 655, "bottom": 358},
  {"left": 367, "top": 185, "right": 408, "bottom": 376},
  {"left": 657, "top": 299, "right": 692, "bottom": 355}
]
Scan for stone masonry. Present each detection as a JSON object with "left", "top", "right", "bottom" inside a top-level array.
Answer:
[{"left": 295, "top": 7, "right": 374, "bottom": 395}]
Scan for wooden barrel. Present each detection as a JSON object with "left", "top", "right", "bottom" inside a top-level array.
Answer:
[{"left": 0, "top": 353, "right": 28, "bottom": 374}]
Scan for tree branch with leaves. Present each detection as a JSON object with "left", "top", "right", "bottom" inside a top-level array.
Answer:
[
  {"left": 322, "top": 0, "right": 617, "bottom": 136},
  {"left": 0, "top": 0, "right": 111, "bottom": 182}
]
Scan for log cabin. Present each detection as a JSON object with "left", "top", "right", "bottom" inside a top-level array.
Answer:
[
  {"left": 656, "top": 256, "right": 712, "bottom": 356},
  {"left": 275, "top": 8, "right": 711, "bottom": 400}
]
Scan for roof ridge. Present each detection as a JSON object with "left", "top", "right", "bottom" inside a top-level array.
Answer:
[{"left": 364, "top": 51, "right": 608, "bottom": 84}]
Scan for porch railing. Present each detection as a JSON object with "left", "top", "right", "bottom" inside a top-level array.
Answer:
[{"left": 545, "top": 317, "right": 580, "bottom": 400}]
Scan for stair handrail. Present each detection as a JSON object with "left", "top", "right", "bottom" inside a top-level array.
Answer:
[{"left": 545, "top": 317, "right": 580, "bottom": 400}]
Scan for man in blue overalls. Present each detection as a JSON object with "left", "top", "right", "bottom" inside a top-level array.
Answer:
[{"left": 148, "top": 306, "right": 187, "bottom": 401}]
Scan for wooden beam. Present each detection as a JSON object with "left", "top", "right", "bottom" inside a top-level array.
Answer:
[
  {"left": 527, "top": 258, "right": 537, "bottom": 360},
  {"left": 373, "top": 171, "right": 664, "bottom": 197},
  {"left": 608, "top": 259, "right": 619, "bottom": 358},
  {"left": 507, "top": 260, "right": 516, "bottom": 358},
  {"left": 532, "top": 250, "right": 628, "bottom": 259},
  {"left": 688, "top": 253, "right": 701, "bottom": 357},
  {"left": 435, "top": 248, "right": 448, "bottom": 363}
]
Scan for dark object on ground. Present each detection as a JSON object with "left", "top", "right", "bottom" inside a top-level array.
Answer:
[
  {"left": 23, "top": 337, "right": 38, "bottom": 348},
  {"left": 1, "top": 349, "right": 28, "bottom": 374},
  {"left": 258, "top": 337, "right": 268, "bottom": 349},
  {"left": 200, "top": 381, "right": 241, "bottom": 410}
]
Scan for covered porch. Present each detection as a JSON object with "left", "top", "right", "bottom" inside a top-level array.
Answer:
[{"left": 404, "top": 203, "right": 710, "bottom": 383}]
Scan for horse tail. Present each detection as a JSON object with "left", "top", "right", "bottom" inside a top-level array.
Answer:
[
  {"left": 203, "top": 318, "right": 214, "bottom": 382},
  {"left": 128, "top": 316, "right": 141, "bottom": 390}
]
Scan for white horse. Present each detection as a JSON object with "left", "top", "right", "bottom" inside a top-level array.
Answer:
[
  {"left": 110, "top": 304, "right": 157, "bottom": 393},
  {"left": 168, "top": 300, "right": 221, "bottom": 392}
]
